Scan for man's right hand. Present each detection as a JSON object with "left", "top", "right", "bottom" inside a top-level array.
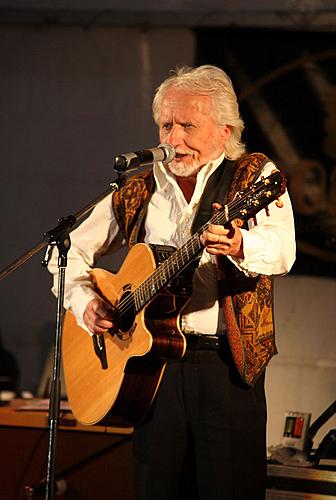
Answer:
[{"left": 83, "top": 297, "right": 115, "bottom": 335}]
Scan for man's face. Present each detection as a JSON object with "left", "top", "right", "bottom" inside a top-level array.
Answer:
[{"left": 159, "top": 88, "right": 230, "bottom": 177}]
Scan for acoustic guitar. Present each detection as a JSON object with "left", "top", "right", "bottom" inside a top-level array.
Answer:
[{"left": 62, "top": 171, "right": 286, "bottom": 428}]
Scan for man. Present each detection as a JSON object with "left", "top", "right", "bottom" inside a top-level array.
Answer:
[{"left": 49, "top": 65, "right": 295, "bottom": 499}]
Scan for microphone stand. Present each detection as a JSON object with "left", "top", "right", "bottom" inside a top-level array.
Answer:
[{"left": 0, "top": 171, "right": 127, "bottom": 500}]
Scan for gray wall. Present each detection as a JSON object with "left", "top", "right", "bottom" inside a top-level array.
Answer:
[{"left": 0, "top": 25, "right": 195, "bottom": 392}]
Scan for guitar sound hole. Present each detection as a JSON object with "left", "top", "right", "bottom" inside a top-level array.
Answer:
[{"left": 117, "top": 290, "right": 135, "bottom": 335}]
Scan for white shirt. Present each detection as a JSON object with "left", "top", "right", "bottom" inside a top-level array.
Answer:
[{"left": 48, "top": 153, "right": 296, "bottom": 334}]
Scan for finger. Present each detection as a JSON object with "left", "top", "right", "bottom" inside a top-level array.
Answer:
[
  {"left": 84, "top": 299, "right": 115, "bottom": 333},
  {"left": 96, "top": 317, "right": 114, "bottom": 328},
  {"left": 201, "top": 231, "right": 221, "bottom": 246},
  {"left": 212, "top": 202, "right": 223, "bottom": 211},
  {"left": 221, "top": 222, "right": 235, "bottom": 239},
  {"left": 85, "top": 314, "right": 114, "bottom": 333},
  {"left": 95, "top": 304, "right": 114, "bottom": 320},
  {"left": 207, "top": 223, "right": 223, "bottom": 234},
  {"left": 208, "top": 223, "right": 233, "bottom": 238},
  {"left": 212, "top": 222, "right": 237, "bottom": 239},
  {"left": 89, "top": 298, "right": 115, "bottom": 319},
  {"left": 89, "top": 307, "right": 114, "bottom": 328}
]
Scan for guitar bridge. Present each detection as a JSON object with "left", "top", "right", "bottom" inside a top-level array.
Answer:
[{"left": 92, "top": 334, "right": 108, "bottom": 370}]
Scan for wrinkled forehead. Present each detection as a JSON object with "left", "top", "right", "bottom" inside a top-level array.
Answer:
[{"left": 160, "top": 88, "right": 213, "bottom": 118}]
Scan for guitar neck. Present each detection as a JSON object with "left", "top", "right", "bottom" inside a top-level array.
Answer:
[
  {"left": 133, "top": 205, "right": 233, "bottom": 312},
  {"left": 120, "top": 170, "right": 285, "bottom": 315},
  {"left": 133, "top": 234, "right": 201, "bottom": 312}
]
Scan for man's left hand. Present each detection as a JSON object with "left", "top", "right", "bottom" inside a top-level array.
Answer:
[{"left": 200, "top": 203, "right": 244, "bottom": 259}]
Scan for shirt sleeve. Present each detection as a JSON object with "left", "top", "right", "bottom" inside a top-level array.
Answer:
[
  {"left": 47, "top": 193, "right": 124, "bottom": 330},
  {"left": 229, "top": 161, "right": 296, "bottom": 276}
]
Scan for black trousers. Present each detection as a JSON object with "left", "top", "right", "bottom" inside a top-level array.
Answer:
[{"left": 133, "top": 339, "right": 267, "bottom": 500}]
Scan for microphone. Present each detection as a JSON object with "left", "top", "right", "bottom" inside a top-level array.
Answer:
[{"left": 114, "top": 144, "right": 175, "bottom": 172}]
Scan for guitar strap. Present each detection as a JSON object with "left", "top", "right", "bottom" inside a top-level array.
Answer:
[{"left": 192, "top": 158, "right": 237, "bottom": 234}]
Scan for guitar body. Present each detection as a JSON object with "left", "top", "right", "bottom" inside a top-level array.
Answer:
[{"left": 62, "top": 243, "right": 187, "bottom": 428}]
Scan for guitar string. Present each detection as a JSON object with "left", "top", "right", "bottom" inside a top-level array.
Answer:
[
  {"left": 115, "top": 173, "right": 282, "bottom": 319},
  {"left": 115, "top": 173, "right": 281, "bottom": 318},
  {"left": 115, "top": 175, "right": 281, "bottom": 320},
  {"left": 133, "top": 175, "right": 283, "bottom": 308}
]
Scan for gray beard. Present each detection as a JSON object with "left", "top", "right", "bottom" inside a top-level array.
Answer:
[{"left": 167, "top": 160, "right": 201, "bottom": 178}]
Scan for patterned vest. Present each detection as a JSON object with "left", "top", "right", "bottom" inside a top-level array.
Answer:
[{"left": 112, "top": 153, "right": 277, "bottom": 385}]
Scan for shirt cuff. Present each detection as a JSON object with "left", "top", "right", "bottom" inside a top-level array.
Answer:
[{"left": 66, "top": 286, "right": 100, "bottom": 335}]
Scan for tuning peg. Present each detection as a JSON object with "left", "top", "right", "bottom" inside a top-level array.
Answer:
[
  {"left": 253, "top": 216, "right": 258, "bottom": 226},
  {"left": 265, "top": 206, "right": 270, "bottom": 217}
]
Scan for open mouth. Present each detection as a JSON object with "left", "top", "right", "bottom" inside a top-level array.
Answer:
[{"left": 175, "top": 152, "right": 189, "bottom": 160}]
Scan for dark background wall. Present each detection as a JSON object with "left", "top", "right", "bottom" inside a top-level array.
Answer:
[
  {"left": 0, "top": 25, "right": 195, "bottom": 392},
  {"left": 196, "top": 28, "right": 336, "bottom": 276}
]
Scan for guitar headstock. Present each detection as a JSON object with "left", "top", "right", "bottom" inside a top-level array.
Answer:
[{"left": 232, "top": 171, "right": 287, "bottom": 221}]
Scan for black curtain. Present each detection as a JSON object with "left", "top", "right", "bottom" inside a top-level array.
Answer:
[{"left": 195, "top": 28, "right": 336, "bottom": 277}]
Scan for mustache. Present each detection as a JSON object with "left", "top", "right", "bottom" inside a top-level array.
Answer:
[{"left": 174, "top": 150, "right": 193, "bottom": 157}]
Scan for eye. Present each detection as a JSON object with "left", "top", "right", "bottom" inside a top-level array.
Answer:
[
  {"left": 184, "top": 123, "right": 194, "bottom": 129},
  {"left": 161, "top": 123, "right": 172, "bottom": 131}
]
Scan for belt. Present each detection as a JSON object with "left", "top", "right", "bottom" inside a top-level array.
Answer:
[{"left": 184, "top": 334, "right": 222, "bottom": 350}]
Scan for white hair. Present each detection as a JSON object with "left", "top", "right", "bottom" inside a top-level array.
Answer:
[{"left": 152, "top": 65, "right": 246, "bottom": 160}]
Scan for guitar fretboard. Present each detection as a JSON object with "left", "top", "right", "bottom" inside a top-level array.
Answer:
[{"left": 115, "top": 171, "right": 284, "bottom": 320}]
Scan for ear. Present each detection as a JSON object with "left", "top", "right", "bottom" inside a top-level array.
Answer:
[{"left": 220, "top": 124, "right": 231, "bottom": 143}]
